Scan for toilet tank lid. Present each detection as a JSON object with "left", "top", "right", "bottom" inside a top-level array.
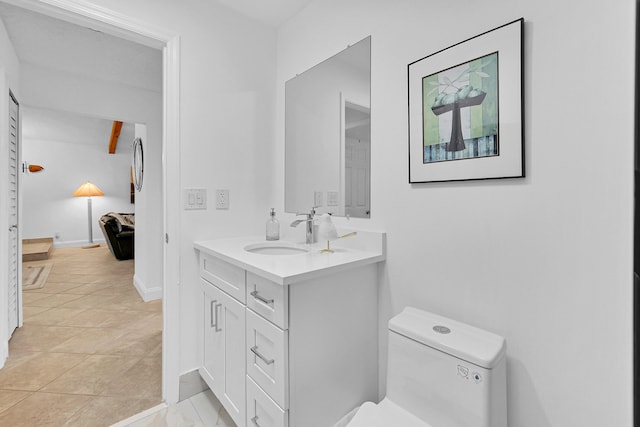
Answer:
[{"left": 389, "top": 307, "right": 506, "bottom": 369}]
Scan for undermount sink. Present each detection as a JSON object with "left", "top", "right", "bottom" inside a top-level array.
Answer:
[{"left": 244, "top": 242, "right": 310, "bottom": 255}]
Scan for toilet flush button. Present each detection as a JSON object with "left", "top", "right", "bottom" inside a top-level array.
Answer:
[{"left": 433, "top": 325, "right": 451, "bottom": 334}]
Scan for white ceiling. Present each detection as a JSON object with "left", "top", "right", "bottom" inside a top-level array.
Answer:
[
  {"left": 0, "top": 2, "right": 163, "bottom": 92},
  {"left": 215, "top": 0, "right": 313, "bottom": 27},
  {"left": 23, "top": 106, "right": 134, "bottom": 153}
]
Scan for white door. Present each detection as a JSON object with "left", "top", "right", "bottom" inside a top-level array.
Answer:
[
  {"left": 7, "top": 92, "right": 19, "bottom": 337},
  {"left": 345, "top": 137, "right": 370, "bottom": 218}
]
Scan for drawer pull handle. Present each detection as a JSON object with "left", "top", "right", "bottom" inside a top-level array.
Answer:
[
  {"left": 251, "top": 415, "right": 261, "bottom": 426},
  {"left": 210, "top": 300, "right": 217, "bottom": 328},
  {"left": 251, "top": 291, "right": 273, "bottom": 305},
  {"left": 250, "top": 290, "right": 274, "bottom": 306},
  {"left": 250, "top": 345, "right": 274, "bottom": 365},
  {"left": 214, "top": 303, "right": 222, "bottom": 332}
]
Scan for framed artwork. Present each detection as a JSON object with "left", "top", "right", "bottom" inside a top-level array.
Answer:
[{"left": 408, "top": 18, "right": 524, "bottom": 183}]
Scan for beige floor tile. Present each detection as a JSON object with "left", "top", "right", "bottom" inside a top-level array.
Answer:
[
  {"left": 22, "top": 292, "right": 51, "bottom": 305},
  {"left": 0, "top": 352, "right": 87, "bottom": 391},
  {"left": 50, "top": 327, "right": 129, "bottom": 354},
  {"left": 57, "top": 293, "right": 120, "bottom": 309},
  {"left": 25, "top": 281, "right": 86, "bottom": 294},
  {"left": 41, "top": 354, "right": 142, "bottom": 395},
  {"left": 47, "top": 274, "right": 102, "bottom": 284},
  {"left": 0, "top": 391, "right": 92, "bottom": 427},
  {"left": 22, "top": 305, "right": 52, "bottom": 319},
  {"left": 22, "top": 293, "right": 85, "bottom": 308},
  {"left": 55, "top": 308, "right": 123, "bottom": 328},
  {"left": 90, "top": 284, "right": 137, "bottom": 296},
  {"left": 0, "top": 390, "right": 31, "bottom": 413},
  {"left": 127, "top": 311, "right": 163, "bottom": 332},
  {"left": 62, "top": 396, "right": 160, "bottom": 427},
  {"left": 99, "top": 357, "right": 162, "bottom": 398},
  {"left": 134, "top": 299, "right": 163, "bottom": 313},
  {"left": 95, "top": 310, "right": 156, "bottom": 330},
  {"left": 7, "top": 246, "right": 163, "bottom": 422},
  {"left": 0, "top": 350, "right": 41, "bottom": 371},
  {"left": 105, "top": 328, "right": 162, "bottom": 356},
  {"left": 100, "top": 294, "right": 145, "bottom": 311},
  {"left": 9, "top": 324, "right": 85, "bottom": 352},
  {"left": 55, "top": 282, "right": 112, "bottom": 295},
  {"left": 25, "top": 307, "right": 89, "bottom": 326}
]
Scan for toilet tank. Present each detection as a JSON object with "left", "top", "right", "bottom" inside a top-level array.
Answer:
[{"left": 386, "top": 307, "right": 507, "bottom": 427}]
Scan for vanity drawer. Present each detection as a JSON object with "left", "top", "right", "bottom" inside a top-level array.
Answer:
[
  {"left": 200, "top": 253, "right": 246, "bottom": 303},
  {"left": 247, "top": 376, "right": 288, "bottom": 427},
  {"left": 246, "top": 272, "right": 288, "bottom": 329},
  {"left": 246, "top": 309, "right": 289, "bottom": 409}
]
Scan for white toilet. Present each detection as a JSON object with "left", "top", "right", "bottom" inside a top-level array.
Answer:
[{"left": 341, "top": 307, "right": 507, "bottom": 427}]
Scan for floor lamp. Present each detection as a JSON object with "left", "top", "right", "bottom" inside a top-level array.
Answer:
[{"left": 73, "top": 181, "right": 104, "bottom": 249}]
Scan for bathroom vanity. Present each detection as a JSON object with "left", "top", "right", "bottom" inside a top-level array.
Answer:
[{"left": 194, "top": 232, "right": 385, "bottom": 427}]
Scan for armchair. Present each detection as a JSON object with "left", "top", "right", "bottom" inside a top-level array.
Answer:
[{"left": 99, "top": 212, "right": 135, "bottom": 260}]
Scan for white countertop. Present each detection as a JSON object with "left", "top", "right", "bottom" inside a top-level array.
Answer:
[{"left": 194, "top": 231, "right": 386, "bottom": 285}]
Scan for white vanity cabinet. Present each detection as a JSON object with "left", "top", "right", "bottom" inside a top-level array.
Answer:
[{"left": 195, "top": 233, "right": 385, "bottom": 427}]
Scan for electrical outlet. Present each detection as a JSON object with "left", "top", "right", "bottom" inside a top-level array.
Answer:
[
  {"left": 216, "top": 189, "right": 229, "bottom": 209},
  {"left": 54, "top": 232, "right": 61, "bottom": 240},
  {"left": 327, "top": 191, "right": 339, "bottom": 206},
  {"left": 314, "top": 191, "right": 323, "bottom": 207}
]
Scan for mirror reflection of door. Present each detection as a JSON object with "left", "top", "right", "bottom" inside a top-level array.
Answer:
[{"left": 344, "top": 102, "right": 370, "bottom": 218}]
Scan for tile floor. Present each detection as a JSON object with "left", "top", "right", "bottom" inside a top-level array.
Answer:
[
  {"left": 0, "top": 246, "right": 162, "bottom": 426},
  {"left": 114, "top": 389, "right": 235, "bottom": 427}
]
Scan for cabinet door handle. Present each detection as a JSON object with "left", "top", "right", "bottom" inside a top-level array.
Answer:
[
  {"left": 251, "top": 416, "right": 261, "bottom": 426},
  {"left": 250, "top": 290, "right": 274, "bottom": 306},
  {"left": 250, "top": 345, "right": 274, "bottom": 365},
  {"left": 214, "top": 303, "right": 222, "bottom": 332},
  {"left": 210, "top": 300, "right": 217, "bottom": 328}
]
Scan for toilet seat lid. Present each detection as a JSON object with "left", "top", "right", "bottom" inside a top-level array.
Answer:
[{"left": 347, "top": 398, "right": 432, "bottom": 427}]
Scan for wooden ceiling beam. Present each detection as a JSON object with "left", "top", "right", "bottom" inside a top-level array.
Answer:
[{"left": 108, "top": 120, "right": 123, "bottom": 154}]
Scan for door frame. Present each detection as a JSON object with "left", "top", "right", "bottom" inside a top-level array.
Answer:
[{"left": 3, "top": 0, "right": 182, "bottom": 403}]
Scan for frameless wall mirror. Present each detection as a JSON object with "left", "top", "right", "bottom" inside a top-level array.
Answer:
[{"left": 285, "top": 36, "right": 371, "bottom": 218}]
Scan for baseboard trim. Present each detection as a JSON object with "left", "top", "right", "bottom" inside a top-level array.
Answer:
[
  {"left": 134, "top": 274, "right": 162, "bottom": 301},
  {"left": 53, "top": 239, "right": 106, "bottom": 248}
]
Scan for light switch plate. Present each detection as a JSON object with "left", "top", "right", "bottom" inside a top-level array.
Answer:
[
  {"left": 184, "top": 188, "right": 207, "bottom": 210},
  {"left": 314, "top": 191, "right": 323, "bottom": 207}
]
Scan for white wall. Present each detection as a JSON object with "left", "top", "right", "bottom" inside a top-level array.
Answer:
[
  {"left": 20, "top": 109, "right": 134, "bottom": 246},
  {"left": 277, "top": 1, "right": 634, "bottom": 426}
]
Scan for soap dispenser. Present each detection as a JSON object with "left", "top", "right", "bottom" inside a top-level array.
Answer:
[{"left": 266, "top": 208, "right": 280, "bottom": 241}]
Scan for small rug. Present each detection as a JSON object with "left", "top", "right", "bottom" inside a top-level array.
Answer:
[{"left": 22, "top": 262, "right": 53, "bottom": 291}]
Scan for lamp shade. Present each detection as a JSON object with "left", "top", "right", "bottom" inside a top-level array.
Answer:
[
  {"left": 73, "top": 181, "right": 104, "bottom": 197},
  {"left": 317, "top": 213, "right": 339, "bottom": 241}
]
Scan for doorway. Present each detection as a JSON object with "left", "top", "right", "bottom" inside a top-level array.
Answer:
[{"left": 0, "top": 0, "right": 181, "bottom": 403}]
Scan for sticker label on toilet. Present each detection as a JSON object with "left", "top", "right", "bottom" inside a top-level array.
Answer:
[{"left": 457, "top": 365, "right": 469, "bottom": 379}]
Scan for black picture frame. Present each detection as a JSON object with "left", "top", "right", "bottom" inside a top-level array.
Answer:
[{"left": 408, "top": 18, "right": 524, "bottom": 183}]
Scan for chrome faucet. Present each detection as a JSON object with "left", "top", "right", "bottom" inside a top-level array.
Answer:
[{"left": 290, "top": 207, "right": 317, "bottom": 244}]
